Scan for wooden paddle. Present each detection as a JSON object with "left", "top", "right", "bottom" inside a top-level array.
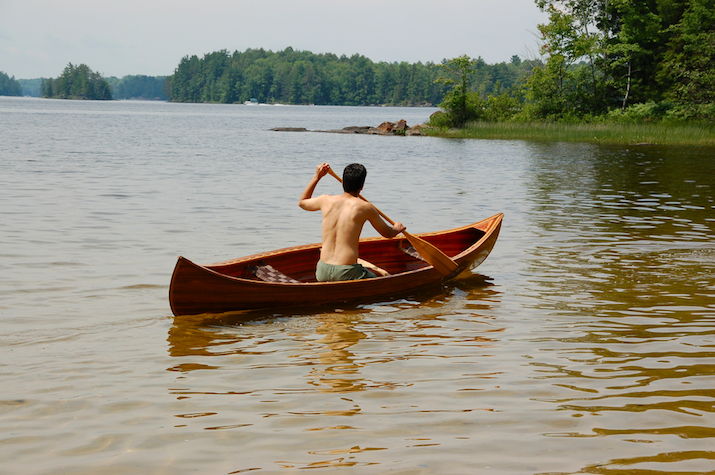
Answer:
[{"left": 327, "top": 168, "right": 459, "bottom": 276}]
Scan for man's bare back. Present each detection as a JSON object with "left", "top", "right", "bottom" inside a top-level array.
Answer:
[{"left": 299, "top": 163, "right": 405, "bottom": 273}]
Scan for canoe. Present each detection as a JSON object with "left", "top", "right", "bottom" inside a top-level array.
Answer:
[{"left": 169, "top": 213, "right": 503, "bottom": 316}]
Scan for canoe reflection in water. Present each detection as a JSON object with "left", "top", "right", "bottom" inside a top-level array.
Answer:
[{"left": 167, "top": 274, "right": 504, "bottom": 396}]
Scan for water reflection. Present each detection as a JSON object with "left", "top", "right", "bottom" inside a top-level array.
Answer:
[
  {"left": 578, "top": 450, "right": 715, "bottom": 474},
  {"left": 308, "top": 315, "right": 367, "bottom": 393},
  {"left": 519, "top": 143, "right": 715, "bottom": 473},
  {"left": 165, "top": 274, "right": 505, "bottom": 431},
  {"left": 167, "top": 273, "right": 499, "bottom": 361}
]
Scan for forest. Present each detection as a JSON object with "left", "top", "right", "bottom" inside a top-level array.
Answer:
[
  {"left": 521, "top": 0, "right": 715, "bottom": 121},
  {"left": 167, "top": 47, "right": 535, "bottom": 106},
  {"left": 431, "top": 0, "right": 715, "bottom": 126}
]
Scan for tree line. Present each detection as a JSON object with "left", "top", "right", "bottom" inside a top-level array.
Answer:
[
  {"left": 36, "top": 64, "right": 168, "bottom": 100},
  {"left": 0, "top": 71, "right": 23, "bottom": 96},
  {"left": 167, "top": 47, "right": 535, "bottom": 106},
  {"left": 41, "top": 63, "right": 112, "bottom": 100},
  {"left": 436, "top": 0, "right": 714, "bottom": 126}
]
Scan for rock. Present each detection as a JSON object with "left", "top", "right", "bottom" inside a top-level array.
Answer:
[
  {"left": 406, "top": 128, "right": 425, "bottom": 136},
  {"left": 316, "top": 126, "right": 376, "bottom": 134},
  {"left": 393, "top": 119, "right": 408, "bottom": 132},
  {"left": 273, "top": 120, "right": 426, "bottom": 136},
  {"left": 318, "top": 129, "right": 357, "bottom": 134},
  {"left": 272, "top": 127, "right": 308, "bottom": 132},
  {"left": 377, "top": 121, "right": 395, "bottom": 133},
  {"left": 342, "top": 126, "right": 372, "bottom": 133}
]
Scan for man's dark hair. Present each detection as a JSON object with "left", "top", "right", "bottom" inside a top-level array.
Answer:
[{"left": 343, "top": 163, "right": 367, "bottom": 194}]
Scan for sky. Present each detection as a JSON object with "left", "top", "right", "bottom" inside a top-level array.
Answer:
[{"left": 0, "top": 0, "right": 548, "bottom": 79}]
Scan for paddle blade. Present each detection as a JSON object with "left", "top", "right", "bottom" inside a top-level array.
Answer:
[{"left": 404, "top": 232, "right": 459, "bottom": 276}]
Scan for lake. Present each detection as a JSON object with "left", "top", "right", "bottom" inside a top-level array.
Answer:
[{"left": 1, "top": 96, "right": 714, "bottom": 474}]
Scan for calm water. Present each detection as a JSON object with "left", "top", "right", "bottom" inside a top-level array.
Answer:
[{"left": 1, "top": 96, "right": 714, "bottom": 474}]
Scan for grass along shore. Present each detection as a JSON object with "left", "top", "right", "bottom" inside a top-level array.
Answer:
[{"left": 427, "top": 121, "right": 715, "bottom": 146}]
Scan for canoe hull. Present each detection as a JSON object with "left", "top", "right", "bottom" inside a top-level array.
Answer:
[{"left": 169, "top": 213, "right": 503, "bottom": 316}]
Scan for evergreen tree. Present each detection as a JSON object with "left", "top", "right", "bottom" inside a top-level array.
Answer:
[{"left": 0, "top": 71, "right": 23, "bottom": 96}]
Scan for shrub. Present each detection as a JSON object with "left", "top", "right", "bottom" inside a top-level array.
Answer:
[{"left": 607, "top": 101, "right": 674, "bottom": 122}]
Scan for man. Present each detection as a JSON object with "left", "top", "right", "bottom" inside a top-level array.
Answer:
[{"left": 299, "top": 163, "right": 406, "bottom": 281}]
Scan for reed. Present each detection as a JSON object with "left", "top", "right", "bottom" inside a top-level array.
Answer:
[{"left": 427, "top": 121, "right": 715, "bottom": 146}]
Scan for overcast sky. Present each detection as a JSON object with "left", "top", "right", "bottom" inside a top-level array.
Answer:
[{"left": 1, "top": 0, "right": 548, "bottom": 79}]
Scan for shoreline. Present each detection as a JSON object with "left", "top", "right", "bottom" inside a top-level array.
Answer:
[{"left": 426, "top": 121, "right": 715, "bottom": 146}]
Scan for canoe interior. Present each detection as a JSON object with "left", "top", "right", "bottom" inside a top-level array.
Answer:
[{"left": 204, "top": 227, "right": 486, "bottom": 283}]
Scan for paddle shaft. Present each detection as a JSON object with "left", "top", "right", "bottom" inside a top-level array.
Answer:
[{"left": 326, "top": 168, "right": 459, "bottom": 275}]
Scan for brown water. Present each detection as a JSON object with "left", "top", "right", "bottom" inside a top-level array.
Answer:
[{"left": 1, "top": 97, "right": 714, "bottom": 474}]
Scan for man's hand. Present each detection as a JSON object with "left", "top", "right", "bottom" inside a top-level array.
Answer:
[
  {"left": 316, "top": 162, "right": 330, "bottom": 179},
  {"left": 300, "top": 163, "right": 331, "bottom": 211},
  {"left": 393, "top": 222, "right": 406, "bottom": 235}
]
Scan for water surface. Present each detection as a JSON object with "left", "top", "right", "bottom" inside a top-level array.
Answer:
[{"left": 1, "top": 97, "right": 714, "bottom": 474}]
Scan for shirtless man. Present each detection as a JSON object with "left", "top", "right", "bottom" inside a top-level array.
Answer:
[{"left": 299, "top": 163, "right": 406, "bottom": 281}]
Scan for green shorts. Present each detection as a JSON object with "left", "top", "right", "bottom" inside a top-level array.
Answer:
[{"left": 315, "top": 260, "right": 377, "bottom": 282}]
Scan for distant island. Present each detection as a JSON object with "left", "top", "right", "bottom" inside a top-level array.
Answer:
[
  {"left": 40, "top": 64, "right": 112, "bottom": 100},
  {"left": 35, "top": 63, "right": 168, "bottom": 101}
]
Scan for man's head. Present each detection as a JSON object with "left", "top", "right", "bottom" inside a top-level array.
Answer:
[{"left": 343, "top": 163, "right": 367, "bottom": 195}]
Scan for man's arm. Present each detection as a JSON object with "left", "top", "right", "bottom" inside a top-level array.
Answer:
[
  {"left": 366, "top": 205, "right": 406, "bottom": 238},
  {"left": 299, "top": 163, "right": 331, "bottom": 211}
]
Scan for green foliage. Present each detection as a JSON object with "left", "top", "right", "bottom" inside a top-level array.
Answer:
[
  {"left": 604, "top": 0, "right": 665, "bottom": 108},
  {"left": 167, "top": 47, "right": 531, "bottom": 107},
  {"left": 168, "top": 48, "right": 449, "bottom": 106},
  {"left": 0, "top": 71, "right": 23, "bottom": 96},
  {"left": 483, "top": 86, "right": 522, "bottom": 122},
  {"left": 660, "top": 0, "right": 715, "bottom": 106},
  {"left": 432, "top": 120, "right": 715, "bottom": 145},
  {"left": 664, "top": 103, "right": 715, "bottom": 121},
  {"left": 427, "top": 111, "right": 452, "bottom": 128},
  {"left": 606, "top": 100, "right": 674, "bottom": 121},
  {"left": 431, "top": 55, "right": 535, "bottom": 127},
  {"left": 41, "top": 63, "right": 112, "bottom": 100},
  {"left": 484, "top": 0, "right": 715, "bottom": 125},
  {"left": 435, "top": 55, "right": 482, "bottom": 127}
]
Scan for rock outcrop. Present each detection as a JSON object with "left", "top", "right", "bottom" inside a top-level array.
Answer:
[
  {"left": 271, "top": 127, "right": 309, "bottom": 132},
  {"left": 273, "top": 119, "right": 430, "bottom": 136}
]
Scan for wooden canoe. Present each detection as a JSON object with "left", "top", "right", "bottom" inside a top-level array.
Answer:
[{"left": 169, "top": 213, "right": 503, "bottom": 316}]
